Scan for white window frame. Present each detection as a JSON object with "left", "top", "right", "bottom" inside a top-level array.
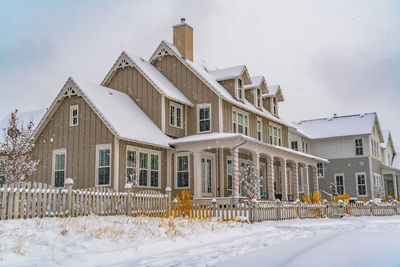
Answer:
[
  {"left": 197, "top": 104, "right": 211, "bottom": 133},
  {"left": 175, "top": 152, "right": 190, "bottom": 189},
  {"left": 355, "top": 138, "right": 363, "bottom": 156},
  {"left": 169, "top": 102, "right": 183, "bottom": 128},
  {"left": 95, "top": 144, "right": 112, "bottom": 187},
  {"left": 69, "top": 105, "right": 79, "bottom": 126},
  {"left": 317, "top": 163, "right": 324, "bottom": 178},
  {"left": 356, "top": 172, "right": 367, "bottom": 197},
  {"left": 237, "top": 78, "right": 243, "bottom": 100},
  {"left": 269, "top": 122, "right": 281, "bottom": 146},
  {"left": 232, "top": 108, "right": 249, "bottom": 135},
  {"left": 257, "top": 117, "right": 262, "bottom": 141},
  {"left": 334, "top": 173, "right": 345, "bottom": 195},
  {"left": 52, "top": 148, "right": 67, "bottom": 187},
  {"left": 126, "top": 145, "right": 161, "bottom": 189},
  {"left": 255, "top": 88, "right": 261, "bottom": 108},
  {"left": 291, "top": 141, "right": 298, "bottom": 151},
  {"left": 272, "top": 97, "right": 278, "bottom": 116},
  {"left": 126, "top": 148, "right": 137, "bottom": 184}
]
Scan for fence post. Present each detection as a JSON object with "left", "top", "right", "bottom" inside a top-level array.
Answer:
[
  {"left": 212, "top": 198, "right": 217, "bottom": 218},
  {"left": 125, "top": 183, "right": 132, "bottom": 216},
  {"left": 165, "top": 187, "right": 171, "bottom": 216},
  {"left": 276, "top": 199, "right": 281, "bottom": 220},
  {"left": 65, "top": 178, "right": 74, "bottom": 217}
]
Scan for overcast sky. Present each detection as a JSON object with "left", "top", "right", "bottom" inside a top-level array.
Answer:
[{"left": 1, "top": 0, "right": 399, "bottom": 143}]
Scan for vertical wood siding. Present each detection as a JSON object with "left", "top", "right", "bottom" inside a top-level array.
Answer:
[{"left": 165, "top": 98, "right": 185, "bottom": 137}]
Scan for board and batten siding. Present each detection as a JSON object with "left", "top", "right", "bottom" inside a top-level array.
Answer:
[
  {"left": 152, "top": 55, "right": 220, "bottom": 135},
  {"left": 165, "top": 98, "right": 186, "bottom": 137},
  {"left": 33, "top": 95, "right": 114, "bottom": 189},
  {"left": 105, "top": 66, "right": 163, "bottom": 130}
]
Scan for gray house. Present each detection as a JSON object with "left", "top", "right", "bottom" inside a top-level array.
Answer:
[{"left": 291, "top": 113, "right": 399, "bottom": 199}]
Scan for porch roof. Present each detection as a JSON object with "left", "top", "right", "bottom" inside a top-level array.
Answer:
[{"left": 170, "top": 133, "right": 328, "bottom": 163}]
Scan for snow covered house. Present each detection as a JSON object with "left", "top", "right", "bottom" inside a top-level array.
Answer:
[
  {"left": 8, "top": 19, "right": 327, "bottom": 200},
  {"left": 292, "top": 113, "right": 399, "bottom": 199}
]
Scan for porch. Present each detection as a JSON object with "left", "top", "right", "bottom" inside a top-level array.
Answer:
[
  {"left": 382, "top": 164, "right": 399, "bottom": 199},
  {"left": 170, "top": 133, "right": 328, "bottom": 200}
]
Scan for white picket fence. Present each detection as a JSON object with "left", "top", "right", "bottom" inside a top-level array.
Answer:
[{"left": 0, "top": 181, "right": 169, "bottom": 220}]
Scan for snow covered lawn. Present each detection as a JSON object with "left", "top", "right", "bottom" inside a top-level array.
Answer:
[{"left": 1, "top": 215, "right": 400, "bottom": 266}]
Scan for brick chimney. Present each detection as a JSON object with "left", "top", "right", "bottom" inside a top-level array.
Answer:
[{"left": 173, "top": 18, "right": 193, "bottom": 61}]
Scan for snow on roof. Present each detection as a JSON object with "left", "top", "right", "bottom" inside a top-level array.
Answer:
[
  {"left": 208, "top": 65, "right": 246, "bottom": 81},
  {"left": 293, "top": 113, "right": 377, "bottom": 140},
  {"left": 73, "top": 79, "right": 173, "bottom": 148},
  {"left": 245, "top": 75, "right": 265, "bottom": 89},
  {"left": 155, "top": 41, "right": 290, "bottom": 127},
  {"left": 0, "top": 109, "right": 47, "bottom": 143},
  {"left": 170, "top": 132, "right": 328, "bottom": 163},
  {"left": 263, "top": 85, "right": 280, "bottom": 97},
  {"left": 380, "top": 130, "right": 392, "bottom": 149},
  {"left": 393, "top": 147, "right": 400, "bottom": 169}
]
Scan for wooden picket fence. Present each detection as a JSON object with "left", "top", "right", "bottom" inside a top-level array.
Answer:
[{"left": 0, "top": 181, "right": 169, "bottom": 220}]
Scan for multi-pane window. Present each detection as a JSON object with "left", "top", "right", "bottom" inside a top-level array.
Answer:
[
  {"left": 357, "top": 173, "right": 366, "bottom": 196},
  {"left": 270, "top": 125, "right": 281, "bottom": 146},
  {"left": 355, "top": 139, "right": 363, "bottom": 156},
  {"left": 269, "top": 126, "right": 272, "bottom": 144},
  {"left": 291, "top": 141, "right": 298, "bottom": 151},
  {"left": 256, "top": 88, "right": 261, "bottom": 108},
  {"left": 273, "top": 97, "right": 277, "bottom": 115},
  {"left": 53, "top": 150, "right": 66, "bottom": 187},
  {"left": 70, "top": 105, "right": 79, "bottom": 126},
  {"left": 170, "top": 103, "right": 183, "bottom": 128},
  {"left": 238, "top": 113, "right": 243, "bottom": 133},
  {"left": 176, "top": 154, "right": 189, "bottom": 188},
  {"left": 198, "top": 105, "right": 211, "bottom": 132},
  {"left": 335, "top": 174, "right": 344, "bottom": 195},
  {"left": 227, "top": 159, "right": 232, "bottom": 190},
  {"left": 139, "top": 152, "right": 148, "bottom": 186},
  {"left": 238, "top": 79, "right": 243, "bottom": 100},
  {"left": 97, "top": 146, "right": 111, "bottom": 186},
  {"left": 232, "top": 109, "right": 248, "bottom": 135},
  {"left": 150, "top": 154, "right": 159, "bottom": 187},
  {"left": 126, "top": 150, "right": 136, "bottom": 184},
  {"left": 317, "top": 163, "right": 324, "bottom": 177},
  {"left": 257, "top": 119, "right": 262, "bottom": 141}
]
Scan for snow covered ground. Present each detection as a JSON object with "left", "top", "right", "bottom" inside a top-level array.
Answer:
[{"left": 1, "top": 215, "right": 400, "bottom": 266}]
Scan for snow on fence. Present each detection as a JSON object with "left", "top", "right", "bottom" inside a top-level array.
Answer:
[{"left": 0, "top": 181, "right": 168, "bottom": 220}]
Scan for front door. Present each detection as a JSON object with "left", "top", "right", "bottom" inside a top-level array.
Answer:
[{"left": 201, "top": 156, "right": 213, "bottom": 196}]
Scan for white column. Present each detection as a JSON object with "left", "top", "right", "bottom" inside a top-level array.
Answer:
[
  {"left": 219, "top": 148, "right": 225, "bottom": 197},
  {"left": 281, "top": 159, "right": 288, "bottom": 201},
  {"left": 304, "top": 166, "right": 310, "bottom": 197},
  {"left": 193, "top": 152, "right": 202, "bottom": 198},
  {"left": 252, "top": 152, "right": 260, "bottom": 199},
  {"left": 393, "top": 174, "right": 398, "bottom": 199},
  {"left": 232, "top": 148, "right": 240, "bottom": 197},
  {"left": 113, "top": 135, "right": 119, "bottom": 191},
  {"left": 267, "top": 155, "right": 275, "bottom": 200},
  {"left": 166, "top": 150, "right": 172, "bottom": 188}
]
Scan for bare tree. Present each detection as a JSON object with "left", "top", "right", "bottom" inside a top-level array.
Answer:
[
  {"left": 237, "top": 162, "right": 263, "bottom": 202},
  {"left": 0, "top": 109, "right": 40, "bottom": 182}
]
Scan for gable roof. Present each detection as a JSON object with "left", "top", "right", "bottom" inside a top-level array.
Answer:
[
  {"left": 393, "top": 147, "right": 400, "bottom": 169},
  {"left": 208, "top": 65, "right": 252, "bottom": 84},
  {"left": 102, "top": 51, "right": 193, "bottom": 107},
  {"left": 35, "top": 78, "right": 172, "bottom": 148},
  {"left": 245, "top": 75, "right": 267, "bottom": 90},
  {"left": 380, "top": 130, "right": 395, "bottom": 153},
  {"left": 0, "top": 109, "right": 47, "bottom": 143},
  {"left": 293, "top": 112, "right": 383, "bottom": 140},
  {"left": 263, "top": 84, "right": 284, "bottom": 101},
  {"left": 149, "top": 40, "right": 290, "bottom": 127}
]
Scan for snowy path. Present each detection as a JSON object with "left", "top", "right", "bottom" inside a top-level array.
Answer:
[{"left": 1, "top": 216, "right": 400, "bottom": 266}]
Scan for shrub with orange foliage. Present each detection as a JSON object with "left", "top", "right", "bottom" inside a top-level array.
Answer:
[
  {"left": 175, "top": 190, "right": 192, "bottom": 217},
  {"left": 334, "top": 193, "right": 351, "bottom": 203}
]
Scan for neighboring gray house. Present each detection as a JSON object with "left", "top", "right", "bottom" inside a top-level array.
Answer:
[{"left": 291, "top": 113, "right": 399, "bottom": 199}]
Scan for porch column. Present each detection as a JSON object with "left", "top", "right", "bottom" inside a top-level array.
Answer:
[
  {"left": 304, "top": 166, "right": 310, "bottom": 196},
  {"left": 312, "top": 165, "right": 319, "bottom": 193},
  {"left": 281, "top": 159, "right": 288, "bottom": 201},
  {"left": 393, "top": 174, "right": 398, "bottom": 199},
  {"left": 232, "top": 148, "right": 240, "bottom": 197},
  {"left": 266, "top": 155, "right": 275, "bottom": 200},
  {"left": 252, "top": 152, "right": 260, "bottom": 199},
  {"left": 292, "top": 162, "right": 299, "bottom": 200},
  {"left": 193, "top": 152, "right": 202, "bottom": 198}
]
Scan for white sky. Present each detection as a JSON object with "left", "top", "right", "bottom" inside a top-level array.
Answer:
[{"left": 1, "top": 0, "right": 399, "bottom": 144}]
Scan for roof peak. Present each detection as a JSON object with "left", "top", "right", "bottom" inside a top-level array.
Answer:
[{"left": 295, "top": 112, "right": 376, "bottom": 124}]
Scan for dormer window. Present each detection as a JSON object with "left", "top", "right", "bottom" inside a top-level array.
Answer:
[
  {"left": 70, "top": 105, "right": 78, "bottom": 126},
  {"left": 170, "top": 102, "right": 183, "bottom": 128},
  {"left": 237, "top": 79, "right": 243, "bottom": 100},
  {"left": 256, "top": 88, "right": 261, "bottom": 108},
  {"left": 272, "top": 97, "right": 277, "bottom": 115}
]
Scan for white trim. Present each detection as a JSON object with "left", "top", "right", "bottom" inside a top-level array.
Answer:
[
  {"left": 161, "top": 96, "right": 166, "bottom": 132},
  {"left": 175, "top": 152, "right": 190, "bottom": 189},
  {"left": 95, "top": 144, "right": 112, "bottom": 187},
  {"left": 298, "top": 166, "right": 304, "bottom": 193},
  {"left": 113, "top": 136, "right": 119, "bottom": 190},
  {"left": 52, "top": 148, "right": 67, "bottom": 187},
  {"left": 69, "top": 105, "right": 79, "bottom": 126},
  {"left": 269, "top": 122, "right": 282, "bottom": 146},
  {"left": 256, "top": 117, "right": 263, "bottom": 141},
  {"left": 334, "top": 173, "right": 345, "bottom": 194},
  {"left": 355, "top": 171, "right": 368, "bottom": 197},
  {"left": 199, "top": 151, "right": 216, "bottom": 197},
  {"left": 169, "top": 101, "right": 183, "bottom": 129},
  {"left": 232, "top": 107, "right": 249, "bottom": 136},
  {"left": 197, "top": 103, "right": 212, "bottom": 133},
  {"left": 218, "top": 97, "right": 223, "bottom": 132},
  {"left": 354, "top": 138, "right": 364, "bottom": 157},
  {"left": 317, "top": 163, "right": 325, "bottom": 178}
]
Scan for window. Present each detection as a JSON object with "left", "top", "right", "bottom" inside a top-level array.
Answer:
[
  {"left": 0, "top": 157, "right": 5, "bottom": 185},
  {"left": 356, "top": 172, "right": 367, "bottom": 196},
  {"left": 272, "top": 97, "right": 277, "bottom": 115},
  {"left": 69, "top": 105, "right": 79, "bottom": 126},
  {"left": 126, "top": 150, "right": 136, "bottom": 184},
  {"left": 53, "top": 149, "right": 66, "bottom": 187},
  {"left": 227, "top": 159, "right": 232, "bottom": 190},
  {"left": 96, "top": 145, "right": 111, "bottom": 186},
  {"left": 256, "top": 88, "right": 261, "bottom": 108},
  {"left": 355, "top": 139, "right": 363, "bottom": 156},
  {"left": 139, "top": 152, "right": 148, "bottom": 186},
  {"left": 269, "top": 126, "right": 272, "bottom": 144},
  {"left": 238, "top": 113, "right": 243, "bottom": 133},
  {"left": 237, "top": 79, "right": 243, "bottom": 100},
  {"left": 291, "top": 141, "right": 298, "bottom": 151},
  {"left": 176, "top": 154, "right": 189, "bottom": 188},
  {"left": 170, "top": 103, "right": 183, "bottom": 128},
  {"left": 335, "top": 174, "right": 345, "bottom": 195},
  {"left": 150, "top": 154, "right": 159, "bottom": 187},
  {"left": 269, "top": 124, "right": 281, "bottom": 146},
  {"left": 317, "top": 163, "right": 324, "bottom": 178},
  {"left": 198, "top": 104, "right": 211, "bottom": 133},
  {"left": 232, "top": 111, "right": 236, "bottom": 133},
  {"left": 257, "top": 118, "right": 262, "bottom": 141},
  {"left": 232, "top": 109, "right": 248, "bottom": 135}
]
